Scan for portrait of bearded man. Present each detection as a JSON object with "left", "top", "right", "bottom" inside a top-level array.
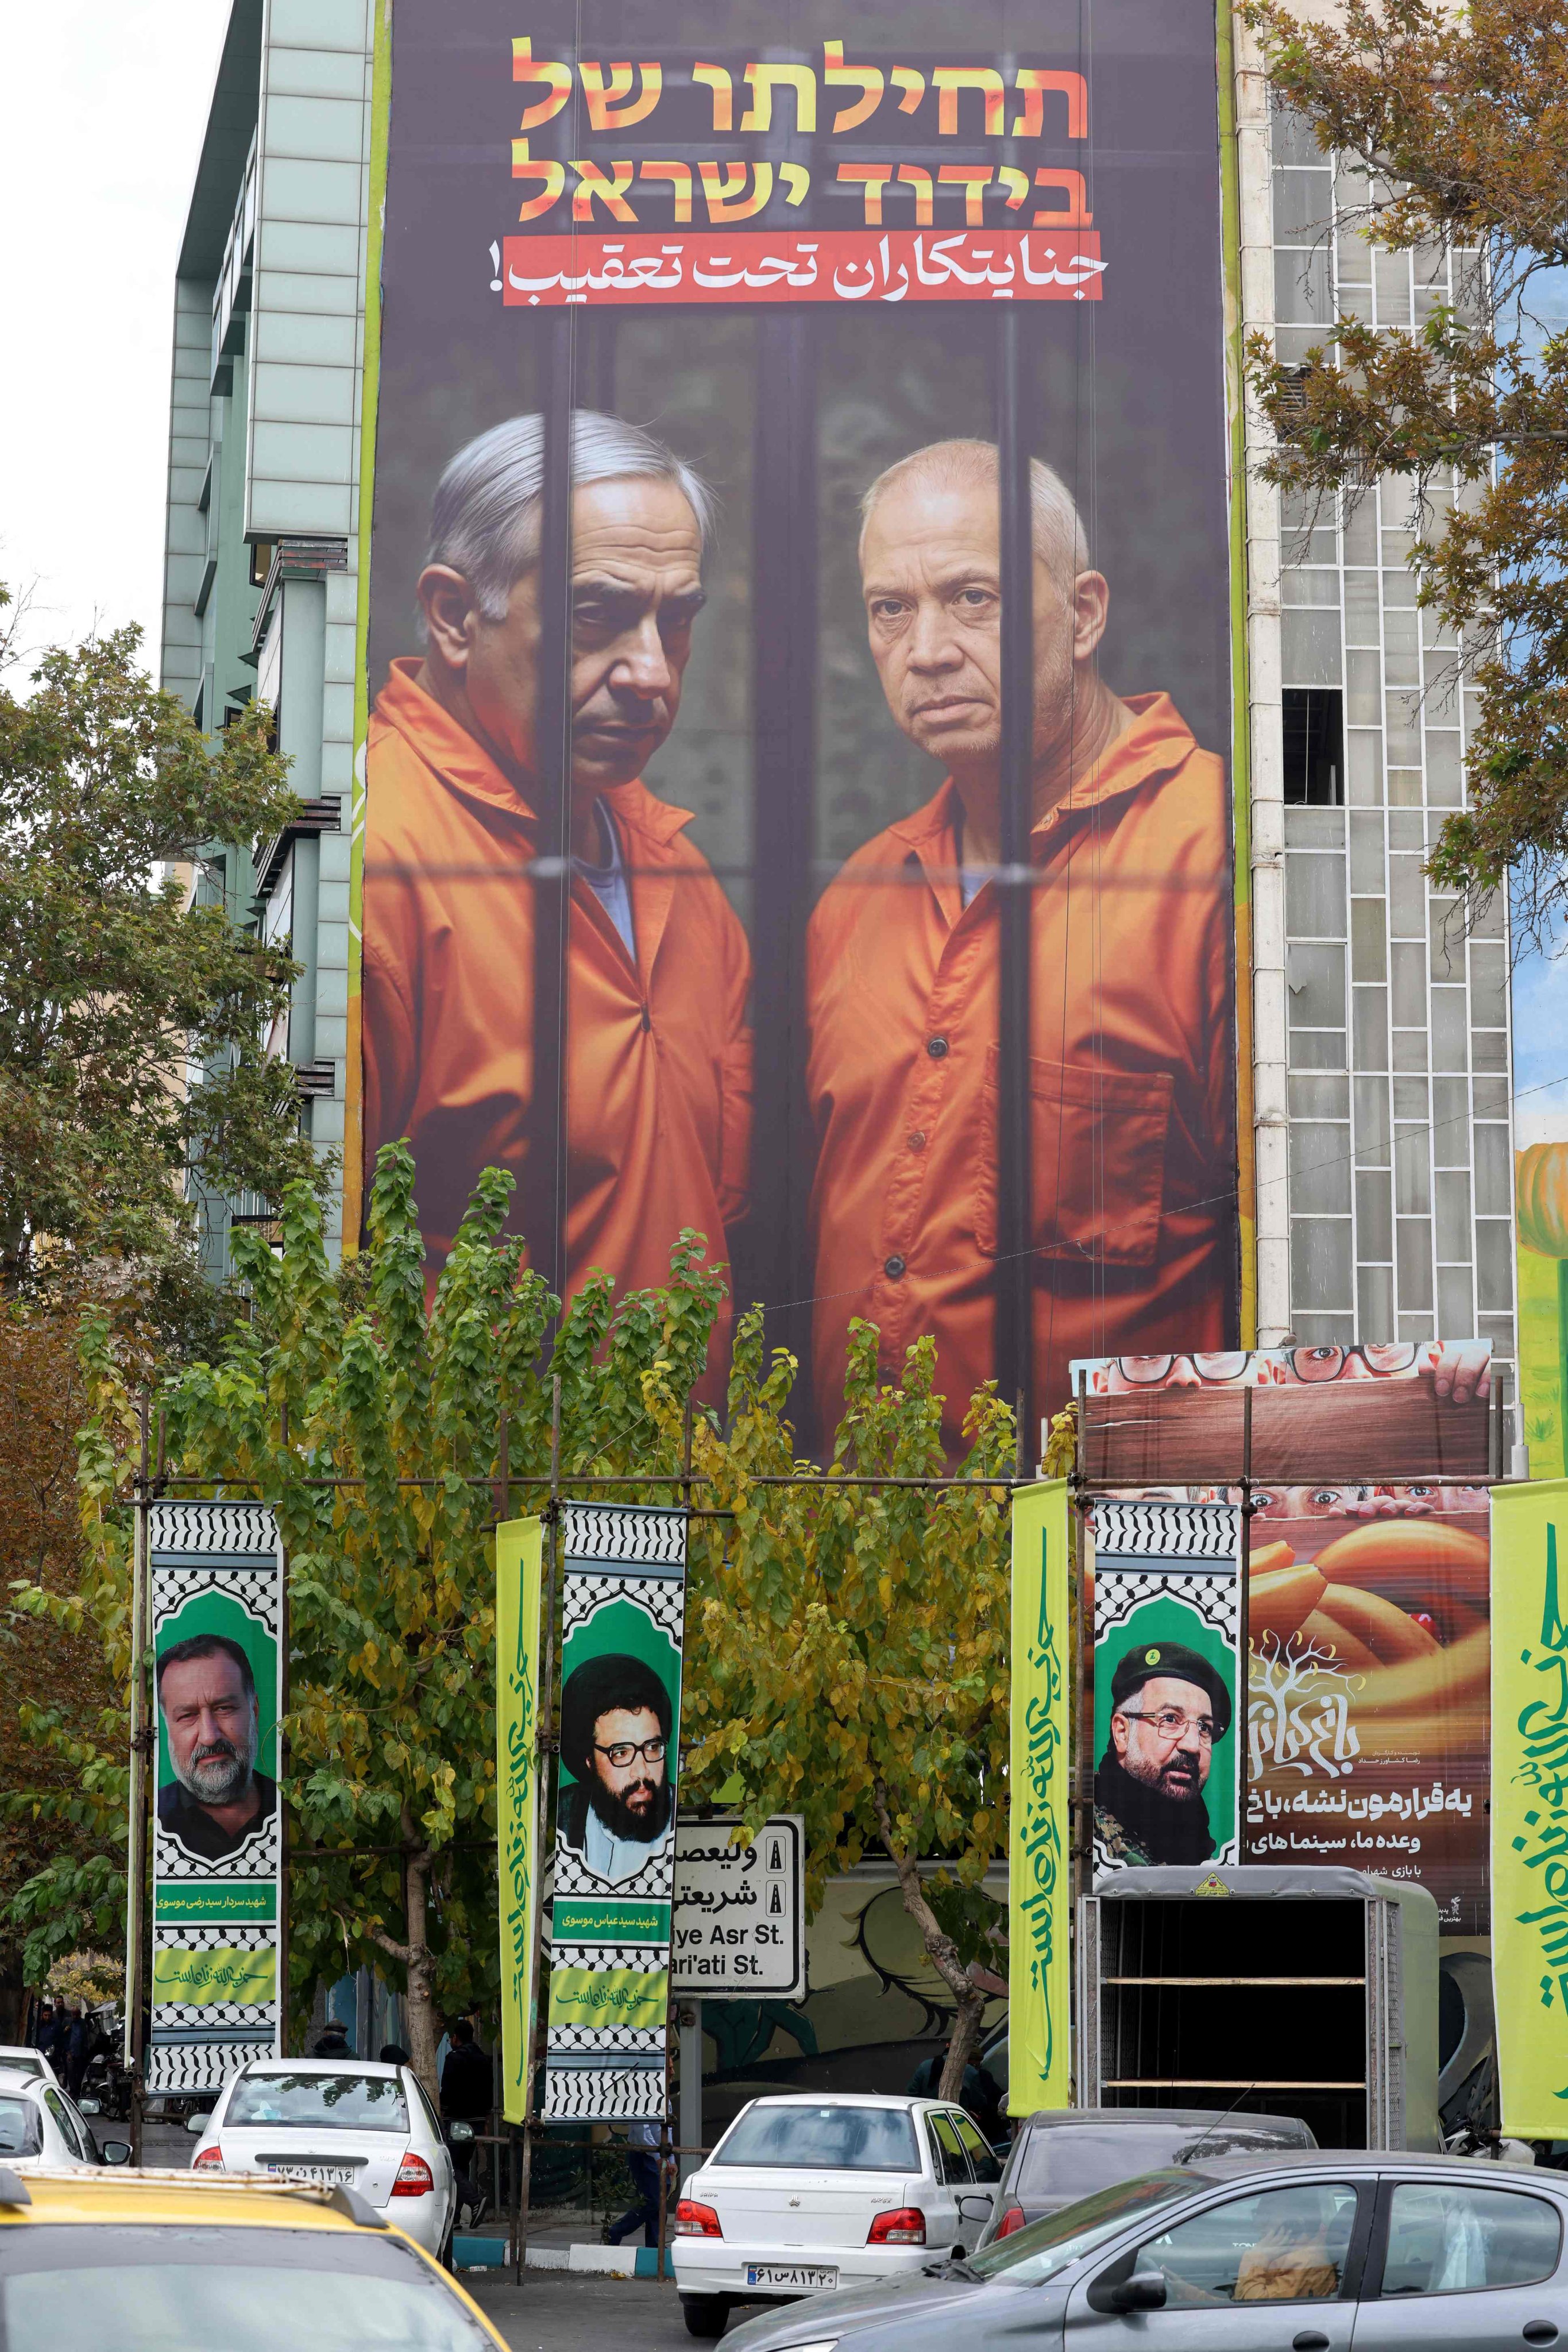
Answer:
[
  {"left": 156, "top": 1633, "right": 277, "bottom": 1864},
  {"left": 556, "top": 1652, "right": 675, "bottom": 1888},
  {"left": 1094, "top": 1640, "right": 1232, "bottom": 1868}
]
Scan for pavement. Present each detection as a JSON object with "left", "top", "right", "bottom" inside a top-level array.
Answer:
[{"left": 469, "top": 2273, "right": 748, "bottom": 2347}]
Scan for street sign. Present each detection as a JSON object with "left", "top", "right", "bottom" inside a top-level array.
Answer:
[{"left": 671, "top": 1817, "right": 805, "bottom": 2001}]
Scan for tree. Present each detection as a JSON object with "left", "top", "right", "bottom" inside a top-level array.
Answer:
[
  {"left": 1240, "top": 0, "right": 1568, "bottom": 939},
  {"left": 34, "top": 1150, "right": 1019, "bottom": 2100},
  {"left": 0, "top": 590, "right": 322, "bottom": 1320},
  {"left": 682, "top": 1322, "right": 1017, "bottom": 2098}
]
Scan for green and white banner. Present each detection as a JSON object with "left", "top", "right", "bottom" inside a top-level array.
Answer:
[
  {"left": 1009, "top": 1480, "right": 1071, "bottom": 2119},
  {"left": 148, "top": 1502, "right": 284, "bottom": 2094},
  {"left": 496, "top": 1515, "right": 545, "bottom": 2126},
  {"left": 545, "top": 1502, "right": 687, "bottom": 2123},
  {"left": 1493, "top": 1481, "right": 1568, "bottom": 2135}
]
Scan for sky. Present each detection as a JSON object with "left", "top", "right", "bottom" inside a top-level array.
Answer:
[{"left": 0, "top": 2, "right": 227, "bottom": 682}]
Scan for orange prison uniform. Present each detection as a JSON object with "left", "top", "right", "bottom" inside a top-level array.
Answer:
[
  {"left": 807, "top": 693, "right": 1235, "bottom": 1447},
  {"left": 363, "top": 660, "right": 752, "bottom": 1321}
]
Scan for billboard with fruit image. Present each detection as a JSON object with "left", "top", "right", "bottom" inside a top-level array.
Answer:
[{"left": 1245, "top": 1489, "right": 1489, "bottom": 1931}]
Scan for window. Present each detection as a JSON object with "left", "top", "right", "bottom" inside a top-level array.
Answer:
[
  {"left": 953, "top": 2113, "right": 1003, "bottom": 2184},
  {"left": 712, "top": 2102, "right": 918, "bottom": 2172},
  {"left": 1284, "top": 686, "right": 1345, "bottom": 805},
  {"left": 225, "top": 2072, "right": 410, "bottom": 2134},
  {"left": 928, "top": 2111, "right": 971, "bottom": 2185},
  {"left": 0, "top": 2097, "right": 41, "bottom": 2158},
  {"left": 43, "top": 2087, "right": 85, "bottom": 2161},
  {"left": 1378, "top": 2182, "right": 1561, "bottom": 2297},
  {"left": 1137, "top": 2181, "right": 1360, "bottom": 2306}
]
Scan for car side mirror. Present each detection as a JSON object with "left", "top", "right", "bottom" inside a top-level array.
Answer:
[
  {"left": 77, "top": 2099, "right": 101, "bottom": 2116},
  {"left": 1110, "top": 2272, "right": 1168, "bottom": 2314},
  {"left": 957, "top": 2194, "right": 993, "bottom": 2223},
  {"left": 187, "top": 2113, "right": 213, "bottom": 2135},
  {"left": 101, "top": 2142, "right": 133, "bottom": 2166},
  {"left": 448, "top": 2120, "right": 476, "bottom": 2146}
]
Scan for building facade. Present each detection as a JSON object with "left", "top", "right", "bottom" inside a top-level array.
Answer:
[{"left": 161, "top": 0, "right": 1520, "bottom": 1419}]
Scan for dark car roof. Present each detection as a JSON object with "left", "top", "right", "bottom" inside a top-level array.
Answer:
[{"left": 1020, "top": 2107, "right": 1311, "bottom": 2137}]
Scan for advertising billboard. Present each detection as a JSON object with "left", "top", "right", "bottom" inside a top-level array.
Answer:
[
  {"left": 148, "top": 1503, "right": 283, "bottom": 2095},
  {"left": 1076, "top": 1342, "right": 1494, "bottom": 1929},
  {"left": 357, "top": 0, "right": 1242, "bottom": 1449}
]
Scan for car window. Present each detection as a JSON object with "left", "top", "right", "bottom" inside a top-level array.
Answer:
[
  {"left": 63, "top": 2096, "right": 99, "bottom": 2162},
  {"left": 928, "top": 2112, "right": 971, "bottom": 2185},
  {"left": 953, "top": 2114, "right": 1003, "bottom": 2184},
  {"left": 43, "top": 2087, "right": 85, "bottom": 2160},
  {"left": 712, "top": 2103, "right": 919, "bottom": 2172},
  {"left": 0, "top": 2223, "right": 495, "bottom": 2350},
  {"left": 970, "top": 2171, "right": 1196, "bottom": 2286},
  {"left": 1136, "top": 2181, "right": 1360, "bottom": 2307},
  {"left": 408, "top": 2074, "right": 444, "bottom": 2142},
  {"left": 0, "top": 2097, "right": 42, "bottom": 2159},
  {"left": 225, "top": 2072, "right": 410, "bottom": 2134},
  {"left": 1378, "top": 2182, "right": 1562, "bottom": 2297}
]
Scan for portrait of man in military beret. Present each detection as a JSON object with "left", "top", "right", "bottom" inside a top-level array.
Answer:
[{"left": 1094, "top": 1639, "right": 1233, "bottom": 1868}]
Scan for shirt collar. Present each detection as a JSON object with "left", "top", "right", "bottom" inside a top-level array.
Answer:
[
  {"left": 374, "top": 659, "right": 698, "bottom": 845},
  {"left": 881, "top": 692, "right": 1203, "bottom": 860}
]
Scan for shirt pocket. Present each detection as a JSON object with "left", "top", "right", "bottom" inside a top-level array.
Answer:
[{"left": 972, "top": 1044, "right": 1173, "bottom": 1267}]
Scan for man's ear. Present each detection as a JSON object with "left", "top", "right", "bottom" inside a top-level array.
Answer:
[
  {"left": 418, "top": 565, "right": 482, "bottom": 670},
  {"left": 1071, "top": 569, "right": 1111, "bottom": 663},
  {"left": 1109, "top": 1709, "right": 1129, "bottom": 1760}
]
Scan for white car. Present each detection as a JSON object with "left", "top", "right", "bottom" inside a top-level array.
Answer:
[
  {"left": 674, "top": 2093, "right": 1001, "bottom": 2338},
  {"left": 0, "top": 2063, "right": 129, "bottom": 2171},
  {"left": 190, "top": 2057, "right": 460, "bottom": 2259},
  {"left": 0, "top": 2045, "right": 61, "bottom": 2087}
]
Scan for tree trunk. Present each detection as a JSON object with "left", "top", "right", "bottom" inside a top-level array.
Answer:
[
  {"left": 872, "top": 1781, "right": 988, "bottom": 2104},
  {"left": 401, "top": 1837, "right": 442, "bottom": 2099}
]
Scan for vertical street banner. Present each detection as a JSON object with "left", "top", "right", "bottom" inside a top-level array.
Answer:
[
  {"left": 496, "top": 1515, "right": 545, "bottom": 2126},
  {"left": 360, "top": 0, "right": 1241, "bottom": 1458},
  {"left": 1009, "top": 1480, "right": 1069, "bottom": 2118},
  {"left": 1493, "top": 1480, "right": 1568, "bottom": 2136},
  {"left": 148, "top": 1502, "right": 283, "bottom": 2094},
  {"left": 545, "top": 1502, "right": 687, "bottom": 2121},
  {"left": 1089, "top": 1499, "right": 1242, "bottom": 1875}
]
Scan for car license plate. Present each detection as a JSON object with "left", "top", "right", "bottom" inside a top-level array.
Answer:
[
  {"left": 264, "top": 2163, "right": 356, "bottom": 2186},
  {"left": 745, "top": 2264, "right": 838, "bottom": 2291}
]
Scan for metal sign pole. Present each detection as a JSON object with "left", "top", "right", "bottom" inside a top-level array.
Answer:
[
  {"left": 124, "top": 1395, "right": 152, "bottom": 2165},
  {"left": 513, "top": 1374, "right": 562, "bottom": 2287}
]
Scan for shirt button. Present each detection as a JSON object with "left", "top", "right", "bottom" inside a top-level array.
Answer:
[
  {"left": 884, "top": 1254, "right": 907, "bottom": 1280},
  {"left": 926, "top": 1036, "right": 949, "bottom": 1059},
  {"left": 907, "top": 1130, "right": 927, "bottom": 1152}
]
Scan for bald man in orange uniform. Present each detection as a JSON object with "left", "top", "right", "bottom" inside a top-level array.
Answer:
[
  {"left": 807, "top": 440, "right": 1234, "bottom": 1449},
  {"left": 363, "top": 412, "right": 751, "bottom": 1320}
]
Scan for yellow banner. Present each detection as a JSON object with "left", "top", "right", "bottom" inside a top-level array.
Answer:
[
  {"left": 548, "top": 1965, "right": 670, "bottom": 2032},
  {"left": 1009, "top": 1480, "right": 1072, "bottom": 2118},
  {"left": 151, "top": 1945, "right": 276, "bottom": 2005},
  {"left": 496, "top": 1515, "right": 544, "bottom": 2126},
  {"left": 1493, "top": 1481, "right": 1568, "bottom": 2135}
]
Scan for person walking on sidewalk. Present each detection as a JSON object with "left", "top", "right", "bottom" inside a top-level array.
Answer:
[{"left": 606, "top": 2117, "right": 665, "bottom": 2249}]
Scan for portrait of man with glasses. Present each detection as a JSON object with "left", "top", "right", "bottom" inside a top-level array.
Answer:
[
  {"left": 1095, "top": 1640, "right": 1233, "bottom": 1868},
  {"left": 557, "top": 1651, "right": 675, "bottom": 1887}
]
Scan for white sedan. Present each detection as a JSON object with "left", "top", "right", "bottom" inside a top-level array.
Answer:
[
  {"left": 191, "top": 2057, "right": 460, "bottom": 2258},
  {"left": 0, "top": 2063, "right": 128, "bottom": 2171},
  {"left": 674, "top": 2093, "right": 1001, "bottom": 2338}
]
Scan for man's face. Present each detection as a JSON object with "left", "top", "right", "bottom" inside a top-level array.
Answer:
[
  {"left": 860, "top": 473, "right": 1101, "bottom": 783},
  {"left": 428, "top": 476, "right": 705, "bottom": 796},
  {"left": 1111, "top": 1675, "right": 1214, "bottom": 1803},
  {"left": 160, "top": 1652, "right": 258, "bottom": 1806},
  {"left": 586, "top": 1704, "right": 668, "bottom": 1843}
]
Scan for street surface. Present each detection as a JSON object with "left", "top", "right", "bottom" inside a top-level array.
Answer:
[{"left": 470, "top": 2274, "right": 737, "bottom": 2348}]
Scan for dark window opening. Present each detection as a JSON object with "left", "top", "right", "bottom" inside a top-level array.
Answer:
[{"left": 1283, "top": 686, "right": 1344, "bottom": 805}]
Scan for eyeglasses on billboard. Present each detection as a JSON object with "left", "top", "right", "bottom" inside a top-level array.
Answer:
[
  {"left": 1111, "top": 1353, "right": 1252, "bottom": 1385},
  {"left": 1287, "top": 1343, "right": 1420, "bottom": 1382}
]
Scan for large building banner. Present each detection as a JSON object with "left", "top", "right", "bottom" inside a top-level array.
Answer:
[
  {"left": 148, "top": 1502, "right": 283, "bottom": 2094},
  {"left": 357, "top": 0, "right": 1241, "bottom": 1449},
  {"left": 1090, "top": 1499, "right": 1242, "bottom": 1875},
  {"left": 1009, "top": 1480, "right": 1070, "bottom": 2118},
  {"left": 1492, "top": 1480, "right": 1568, "bottom": 2135},
  {"left": 496, "top": 1515, "right": 545, "bottom": 2126},
  {"left": 545, "top": 1502, "right": 687, "bottom": 2121}
]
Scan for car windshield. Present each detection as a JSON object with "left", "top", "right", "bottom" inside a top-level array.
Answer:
[
  {"left": 969, "top": 2170, "right": 1196, "bottom": 2285},
  {"left": 0, "top": 2227, "right": 491, "bottom": 2352},
  {"left": 1015, "top": 2126, "right": 1292, "bottom": 2198},
  {"left": 225, "top": 2073, "right": 410, "bottom": 2134},
  {"left": 713, "top": 2104, "right": 919, "bottom": 2172},
  {"left": 0, "top": 2096, "right": 41, "bottom": 2157}
]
